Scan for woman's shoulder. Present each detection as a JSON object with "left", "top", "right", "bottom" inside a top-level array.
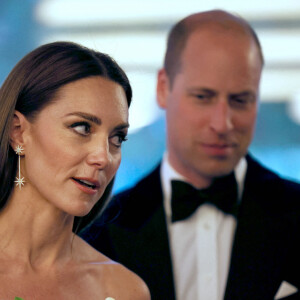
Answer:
[
  {"left": 101, "top": 262, "right": 151, "bottom": 300},
  {"left": 75, "top": 235, "right": 151, "bottom": 300}
]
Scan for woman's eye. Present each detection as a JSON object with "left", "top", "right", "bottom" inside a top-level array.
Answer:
[
  {"left": 70, "top": 122, "right": 91, "bottom": 136},
  {"left": 110, "top": 133, "right": 128, "bottom": 148}
]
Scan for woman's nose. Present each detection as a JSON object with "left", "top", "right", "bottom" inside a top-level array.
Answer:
[{"left": 86, "top": 140, "right": 111, "bottom": 169}]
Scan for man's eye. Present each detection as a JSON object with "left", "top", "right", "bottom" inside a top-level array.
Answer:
[
  {"left": 231, "top": 94, "right": 256, "bottom": 105},
  {"left": 70, "top": 122, "right": 91, "bottom": 136},
  {"left": 110, "top": 133, "right": 128, "bottom": 148},
  {"left": 231, "top": 96, "right": 255, "bottom": 108},
  {"left": 233, "top": 97, "right": 247, "bottom": 104},
  {"left": 196, "top": 94, "right": 208, "bottom": 99},
  {"left": 193, "top": 93, "right": 212, "bottom": 102}
]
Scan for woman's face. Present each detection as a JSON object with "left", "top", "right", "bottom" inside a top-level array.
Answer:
[{"left": 21, "top": 76, "right": 129, "bottom": 216}]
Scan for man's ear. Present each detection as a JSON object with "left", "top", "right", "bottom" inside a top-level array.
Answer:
[
  {"left": 156, "top": 69, "right": 170, "bottom": 109},
  {"left": 9, "top": 111, "right": 28, "bottom": 151}
]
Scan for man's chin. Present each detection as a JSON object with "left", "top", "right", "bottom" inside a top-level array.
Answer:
[{"left": 200, "top": 160, "right": 238, "bottom": 179}]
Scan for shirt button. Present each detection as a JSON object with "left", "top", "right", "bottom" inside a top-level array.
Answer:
[
  {"left": 205, "top": 274, "right": 213, "bottom": 281},
  {"left": 203, "top": 222, "right": 211, "bottom": 230}
]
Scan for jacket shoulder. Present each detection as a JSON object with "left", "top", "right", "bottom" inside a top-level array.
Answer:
[
  {"left": 246, "top": 154, "right": 300, "bottom": 190},
  {"left": 90, "top": 164, "right": 162, "bottom": 229},
  {"left": 114, "top": 164, "right": 162, "bottom": 200},
  {"left": 245, "top": 154, "right": 300, "bottom": 212}
]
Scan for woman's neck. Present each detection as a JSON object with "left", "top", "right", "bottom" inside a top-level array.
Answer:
[{"left": 0, "top": 187, "right": 76, "bottom": 271}]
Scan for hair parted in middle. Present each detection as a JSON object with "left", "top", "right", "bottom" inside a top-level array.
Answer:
[{"left": 0, "top": 41, "right": 132, "bottom": 232}]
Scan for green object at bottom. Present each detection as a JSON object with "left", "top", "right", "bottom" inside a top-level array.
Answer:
[{"left": 15, "top": 297, "right": 24, "bottom": 300}]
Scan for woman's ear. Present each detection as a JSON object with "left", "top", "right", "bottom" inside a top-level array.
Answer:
[{"left": 9, "top": 111, "right": 28, "bottom": 151}]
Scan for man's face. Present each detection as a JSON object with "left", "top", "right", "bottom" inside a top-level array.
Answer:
[{"left": 157, "top": 28, "right": 262, "bottom": 188}]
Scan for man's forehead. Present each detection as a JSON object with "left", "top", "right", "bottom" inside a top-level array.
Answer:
[
  {"left": 186, "top": 23, "right": 253, "bottom": 47},
  {"left": 182, "top": 10, "right": 257, "bottom": 53},
  {"left": 182, "top": 28, "right": 252, "bottom": 61}
]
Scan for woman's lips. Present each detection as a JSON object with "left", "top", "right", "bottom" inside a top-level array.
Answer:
[{"left": 71, "top": 177, "right": 100, "bottom": 195}]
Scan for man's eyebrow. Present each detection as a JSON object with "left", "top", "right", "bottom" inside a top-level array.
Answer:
[
  {"left": 187, "top": 87, "right": 217, "bottom": 95},
  {"left": 66, "top": 112, "right": 101, "bottom": 125},
  {"left": 230, "top": 91, "right": 257, "bottom": 100},
  {"left": 187, "top": 88, "right": 256, "bottom": 97},
  {"left": 231, "top": 91, "right": 256, "bottom": 96}
]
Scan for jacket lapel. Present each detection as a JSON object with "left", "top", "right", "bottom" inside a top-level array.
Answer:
[
  {"left": 224, "top": 156, "right": 289, "bottom": 299},
  {"left": 131, "top": 203, "right": 176, "bottom": 300},
  {"left": 111, "top": 165, "right": 176, "bottom": 300}
]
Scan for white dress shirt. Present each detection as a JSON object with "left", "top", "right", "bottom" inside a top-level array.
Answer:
[{"left": 161, "top": 154, "right": 247, "bottom": 300}]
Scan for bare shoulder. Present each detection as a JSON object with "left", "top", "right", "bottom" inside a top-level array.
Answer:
[
  {"left": 75, "top": 236, "right": 151, "bottom": 300},
  {"left": 105, "top": 263, "right": 151, "bottom": 300}
]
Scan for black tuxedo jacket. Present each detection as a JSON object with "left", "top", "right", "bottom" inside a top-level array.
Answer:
[{"left": 81, "top": 155, "right": 300, "bottom": 299}]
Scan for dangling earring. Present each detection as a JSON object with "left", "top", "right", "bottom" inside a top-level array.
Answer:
[{"left": 14, "top": 145, "right": 25, "bottom": 189}]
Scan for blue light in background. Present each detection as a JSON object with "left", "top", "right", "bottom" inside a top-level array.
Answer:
[{"left": 113, "top": 102, "right": 300, "bottom": 193}]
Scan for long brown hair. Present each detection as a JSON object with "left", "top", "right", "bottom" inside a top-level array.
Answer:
[{"left": 0, "top": 41, "right": 132, "bottom": 232}]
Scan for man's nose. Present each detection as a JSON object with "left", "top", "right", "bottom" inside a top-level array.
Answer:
[{"left": 209, "top": 99, "right": 234, "bottom": 134}]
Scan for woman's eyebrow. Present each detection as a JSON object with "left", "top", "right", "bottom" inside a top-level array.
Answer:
[
  {"left": 115, "top": 123, "right": 130, "bottom": 131},
  {"left": 66, "top": 112, "right": 101, "bottom": 125},
  {"left": 66, "top": 112, "right": 129, "bottom": 129}
]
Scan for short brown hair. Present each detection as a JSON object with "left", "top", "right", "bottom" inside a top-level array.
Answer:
[{"left": 164, "top": 10, "right": 264, "bottom": 86}]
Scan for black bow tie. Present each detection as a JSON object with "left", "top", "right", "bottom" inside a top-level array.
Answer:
[{"left": 171, "top": 173, "right": 238, "bottom": 222}]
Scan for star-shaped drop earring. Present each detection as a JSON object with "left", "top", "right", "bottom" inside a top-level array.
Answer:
[{"left": 14, "top": 145, "right": 25, "bottom": 189}]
